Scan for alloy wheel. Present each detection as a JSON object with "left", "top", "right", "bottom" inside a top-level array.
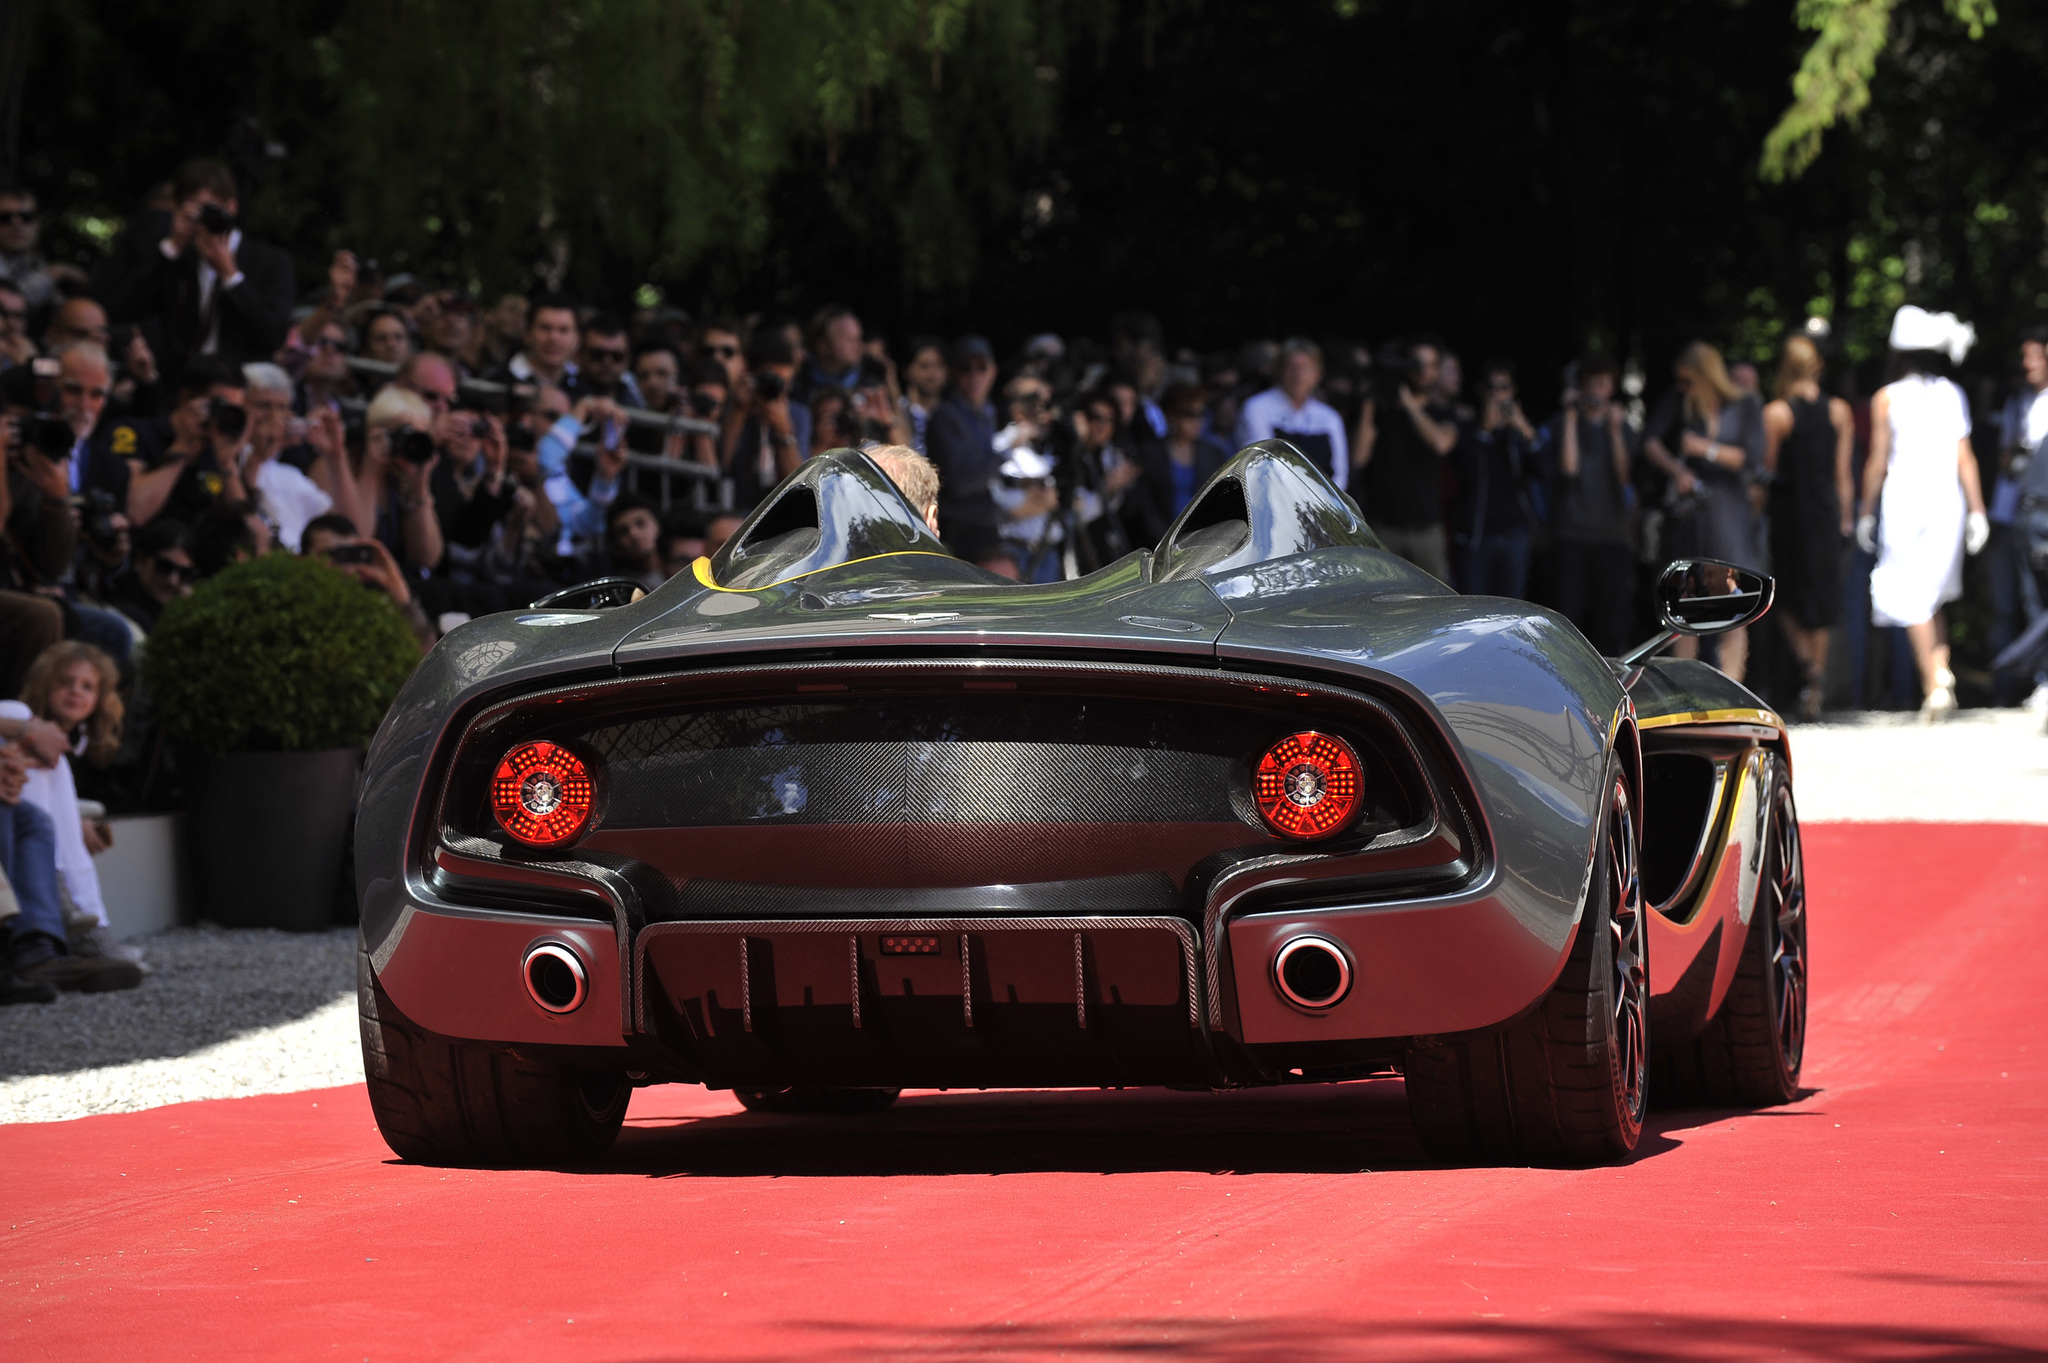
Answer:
[
  {"left": 1608, "top": 778, "right": 1648, "bottom": 1122},
  {"left": 1767, "top": 784, "right": 1808, "bottom": 1076}
]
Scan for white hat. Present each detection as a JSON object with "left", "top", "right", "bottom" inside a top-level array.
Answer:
[{"left": 1888, "top": 305, "right": 1976, "bottom": 364}]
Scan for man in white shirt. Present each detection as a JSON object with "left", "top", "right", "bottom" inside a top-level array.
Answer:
[{"left": 1234, "top": 338, "right": 1351, "bottom": 489}]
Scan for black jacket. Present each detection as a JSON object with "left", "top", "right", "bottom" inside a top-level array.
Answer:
[
  {"left": 93, "top": 211, "right": 296, "bottom": 369},
  {"left": 1129, "top": 435, "right": 1231, "bottom": 545}
]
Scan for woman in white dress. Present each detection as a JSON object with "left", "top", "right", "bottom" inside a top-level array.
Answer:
[{"left": 1856, "top": 307, "right": 1990, "bottom": 721}]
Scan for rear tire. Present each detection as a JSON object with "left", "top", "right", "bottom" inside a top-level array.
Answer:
[
  {"left": 357, "top": 943, "right": 629, "bottom": 1166},
  {"left": 733, "top": 1087, "right": 902, "bottom": 1114},
  {"left": 1404, "top": 765, "right": 1648, "bottom": 1166},
  {"left": 1657, "top": 771, "right": 1807, "bottom": 1107}
]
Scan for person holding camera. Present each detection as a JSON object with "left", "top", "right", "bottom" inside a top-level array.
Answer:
[
  {"left": 627, "top": 346, "right": 684, "bottom": 456},
  {"left": 528, "top": 384, "right": 633, "bottom": 564},
  {"left": 1353, "top": 338, "right": 1458, "bottom": 582},
  {"left": 1544, "top": 354, "right": 1638, "bottom": 656},
  {"left": 92, "top": 158, "right": 294, "bottom": 370},
  {"left": 723, "top": 331, "right": 813, "bottom": 512},
  {"left": 359, "top": 385, "right": 445, "bottom": 580},
  {"left": 300, "top": 513, "right": 437, "bottom": 650},
  {"left": 238, "top": 362, "right": 344, "bottom": 553},
  {"left": 1448, "top": 361, "right": 1541, "bottom": 599},
  {"left": 121, "top": 358, "right": 249, "bottom": 528}
]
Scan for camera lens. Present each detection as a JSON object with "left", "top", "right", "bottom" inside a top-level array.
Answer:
[
  {"left": 208, "top": 399, "right": 248, "bottom": 439},
  {"left": 689, "top": 391, "right": 719, "bottom": 417},
  {"left": 753, "top": 371, "right": 785, "bottom": 401},
  {"left": 469, "top": 417, "right": 492, "bottom": 439}
]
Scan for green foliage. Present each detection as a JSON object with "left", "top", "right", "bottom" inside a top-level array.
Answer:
[
  {"left": 1761, "top": 0, "right": 1998, "bottom": 181},
  {"left": 142, "top": 554, "right": 420, "bottom": 755}
]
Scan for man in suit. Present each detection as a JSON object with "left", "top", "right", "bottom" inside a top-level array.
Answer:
[{"left": 92, "top": 159, "right": 293, "bottom": 371}]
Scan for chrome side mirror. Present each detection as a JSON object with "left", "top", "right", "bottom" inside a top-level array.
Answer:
[
  {"left": 1615, "top": 558, "right": 1774, "bottom": 667},
  {"left": 1656, "top": 558, "right": 1774, "bottom": 635}
]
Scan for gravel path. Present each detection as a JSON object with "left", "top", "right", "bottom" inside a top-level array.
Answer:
[
  {"left": 0, "top": 925, "right": 357, "bottom": 1124},
  {"left": 4, "top": 703, "right": 2043, "bottom": 1124}
]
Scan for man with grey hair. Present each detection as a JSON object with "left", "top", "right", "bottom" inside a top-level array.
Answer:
[
  {"left": 866, "top": 443, "right": 942, "bottom": 535},
  {"left": 1234, "top": 338, "right": 1351, "bottom": 490},
  {"left": 241, "top": 361, "right": 335, "bottom": 551}
]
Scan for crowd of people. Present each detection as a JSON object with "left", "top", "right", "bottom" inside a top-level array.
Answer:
[{"left": 2, "top": 154, "right": 2045, "bottom": 1002}]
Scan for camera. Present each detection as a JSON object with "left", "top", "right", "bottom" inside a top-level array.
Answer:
[
  {"left": 208, "top": 397, "right": 247, "bottom": 439},
  {"left": 1371, "top": 344, "right": 1424, "bottom": 404},
  {"left": 14, "top": 413, "right": 75, "bottom": 459},
  {"left": 323, "top": 543, "right": 377, "bottom": 566},
  {"left": 689, "top": 390, "right": 721, "bottom": 418},
  {"left": 468, "top": 416, "right": 493, "bottom": 440},
  {"left": 752, "top": 370, "right": 786, "bottom": 402},
  {"left": 388, "top": 424, "right": 437, "bottom": 464},
  {"left": 858, "top": 356, "right": 889, "bottom": 387},
  {"left": 198, "top": 203, "right": 236, "bottom": 236},
  {"left": 78, "top": 488, "right": 123, "bottom": 551}
]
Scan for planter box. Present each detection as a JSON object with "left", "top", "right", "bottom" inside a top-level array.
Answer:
[
  {"left": 93, "top": 813, "right": 192, "bottom": 938},
  {"left": 190, "top": 749, "right": 362, "bottom": 932}
]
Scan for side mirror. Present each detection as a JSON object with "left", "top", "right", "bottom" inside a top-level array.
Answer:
[
  {"left": 1656, "top": 558, "right": 1774, "bottom": 635},
  {"left": 531, "top": 577, "right": 647, "bottom": 611}
]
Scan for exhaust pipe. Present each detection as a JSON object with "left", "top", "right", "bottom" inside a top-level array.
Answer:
[
  {"left": 523, "top": 942, "right": 588, "bottom": 1013},
  {"left": 1273, "top": 935, "right": 1352, "bottom": 1011}
]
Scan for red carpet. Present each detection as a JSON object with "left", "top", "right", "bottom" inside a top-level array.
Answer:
[{"left": 5, "top": 823, "right": 2046, "bottom": 1361}]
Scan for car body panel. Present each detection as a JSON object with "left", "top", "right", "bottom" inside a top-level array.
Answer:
[{"left": 356, "top": 441, "right": 1802, "bottom": 1088}]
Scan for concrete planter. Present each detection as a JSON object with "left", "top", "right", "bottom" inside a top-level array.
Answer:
[
  {"left": 190, "top": 749, "right": 362, "bottom": 932},
  {"left": 92, "top": 813, "right": 192, "bottom": 937}
]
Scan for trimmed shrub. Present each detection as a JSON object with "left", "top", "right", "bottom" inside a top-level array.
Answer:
[{"left": 142, "top": 552, "right": 420, "bottom": 754}]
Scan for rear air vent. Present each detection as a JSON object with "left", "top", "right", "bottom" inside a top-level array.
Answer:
[{"left": 722, "top": 486, "right": 822, "bottom": 588}]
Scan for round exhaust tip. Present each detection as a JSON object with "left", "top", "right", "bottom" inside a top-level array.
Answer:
[
  {"left": 523, "top": 942, "right": 588, "bottom": 1013},
  {"left": 1273, "top": 935, "right": 1352, "bottom": 1011}
]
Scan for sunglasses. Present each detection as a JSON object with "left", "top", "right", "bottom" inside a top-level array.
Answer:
[
  {"left": 0, "top": 307, "right": 23, "bottom": 321},
  {"left": 701, "top": 343, "right": 739, "bottom": 359},
  {"left": 311, "top": 336, "right": 347, "bottom": 353},
  {"left": 152, "top": 556, "right": 194, "bottom": 582},
  {"left": 0, "top": 211, "right": 35, "bottom": 226},
  {"left": 586, "top": 347, "right": 627, "bottom": 363}
]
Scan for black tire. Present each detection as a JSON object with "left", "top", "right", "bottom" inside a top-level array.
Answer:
[
  {"left": 357, "top": 943, "right": 630, "bottom": 1166},
  {"left": 1657, "top": 771, "right": 1807, "bottom": 1107},
  {"left": 1404, "top": 765, "right": 1648, "bottom": 1166},
  {"left": 733, "top": 1087, "right": 902, "bottom": 1114}
]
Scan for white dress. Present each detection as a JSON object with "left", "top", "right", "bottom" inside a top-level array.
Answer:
[
  {"left": 0, "top": 700, "right": 108, "bottom": 927},
  {"left": 1869, "top": 376, "right": 1970, "bottom": 628}
]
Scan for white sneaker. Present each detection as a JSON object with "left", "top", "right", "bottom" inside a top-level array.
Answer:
[
  {"left": 1920, "top": 685, "right": 1957, "bottom": 724},
  {"left": 79, "top": 924, "right": 148, "bottom": 971},
  {"left": 2025, "top": 684, "right": 2048, "bottom": 717}
]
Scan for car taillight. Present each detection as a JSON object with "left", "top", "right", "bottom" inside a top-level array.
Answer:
[
  {"left": 1253, "top": 731, "right": 1362, "bottom": 840},
  {"left": 492, "top": 741, "right": 594, "bottom": 847}
]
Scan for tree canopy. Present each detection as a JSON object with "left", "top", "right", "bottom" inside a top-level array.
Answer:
[{"left": 12, "top": 0, "right": 2045, "bottom": 390}]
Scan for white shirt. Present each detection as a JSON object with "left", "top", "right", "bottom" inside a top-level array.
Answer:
[
  {"left": 1234, "top": 388, "right": 1351, "bottom": 490},
  {"left": 159, "top": 227, "right": 244, "bottom": 355},
  {"left": 252, "top": 457, "right": 333, "bottom": 552},
  {"left": 0, "top": 700, "right": 106, "bottom": 928}
]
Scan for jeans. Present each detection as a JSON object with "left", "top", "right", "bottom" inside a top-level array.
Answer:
[
  {"left": 0, "top": 800, "right": 66, "bottom": 965},
  {"left": 1459, "top": 528, "right": 1532, "bottom": 601}
]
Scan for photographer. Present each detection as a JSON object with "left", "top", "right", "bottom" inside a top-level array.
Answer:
[
  {"left": 579, "top": 316, "right": 642, "bottom": 408},
  {"left": 301, "top": 512, "right": 436, "bottom": 650},
  {"left": 627, "top": 346, "right": 684, "bottom": 455},
  {"left": 1448, "top": 362, "right": 1541, "bottom": 599},
  {"left": 240, "top": 363, "right": 343, "bottom": 552},
  {"left": 92, "top": 158, "right": 294, "bottom": 369},
  {"left": 359, "top": 385, "right": 445, "bottom": 579},
  {"left": 531, "top": 385, "right": 631, "bottom": 563},
  {"left": 1544, "top": 355, "right": 1638, "bottom": 655},
  {"left": 428, "top": 403, "right": 541, "bottom": 612},
  {"left": 724, "top": 331, "right": 812, "bottom": 511},
  {"left": 991, "top": 374, "right": 1064, "bottom": 580},
  {"left": 1356, "top": 337, "right": 1458, "bottom": 581},
  {"left": 122, "top": 358, "right": 248, "bottom": 528}
]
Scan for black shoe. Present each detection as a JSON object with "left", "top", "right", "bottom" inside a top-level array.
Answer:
[
  {"left": 18, "top": 953, "right": 143, "bottom": 993},
  {"left": 0, "top": 965, "right": 58, "bottom": 1004}
]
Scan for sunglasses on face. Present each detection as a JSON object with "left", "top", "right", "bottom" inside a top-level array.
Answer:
[
  {"left": 152, "top": 556, "right": 194, "bottom": 582},
  {"left": 311, "top": 336, "right": 347, "bottom": 352},
  {"left": 586, "top": 347, "right": 627, "bottom": 363},
  {"left": 701, "top": 344, "right": 739, "bottom": 360},
  {"left": 0, "top": 211, "right": 35, "bottom": 226}
]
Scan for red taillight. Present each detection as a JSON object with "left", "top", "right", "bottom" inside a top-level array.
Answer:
[
  {"left": 1253, "top": 731, "right": 1362, "bottom": 840},
  {"left": 492, "top": 741, "right": 594, "bottom": 847}
]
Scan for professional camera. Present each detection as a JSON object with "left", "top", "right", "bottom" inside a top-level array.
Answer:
[
  {"left": 752, "top": 370, "right": 786, "bottom": 402},
  {"left": 78, "top": 488, "right": 124, "bottom": 551},
  {"left": 1371, "top": 343, "right": 1424, "bottom": 404},
  {"left": 12, "top": 412, "right": 75, "bottom": 459},
  {"left": 688, "top": 390, "right": 721, "bottom": 418},
  {"left": 208, "top": 397, "right": 248, "bottom": 440},
  {"left": 388, "top": 424, "right": 437, "bottom": 464},
  {"left": 199, "top": 203, "right": 236, "bottom": 236}
]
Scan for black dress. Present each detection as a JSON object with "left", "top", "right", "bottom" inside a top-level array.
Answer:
[{"left": 1767, "top": 395, "right": 1843, "bottom": 629}]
